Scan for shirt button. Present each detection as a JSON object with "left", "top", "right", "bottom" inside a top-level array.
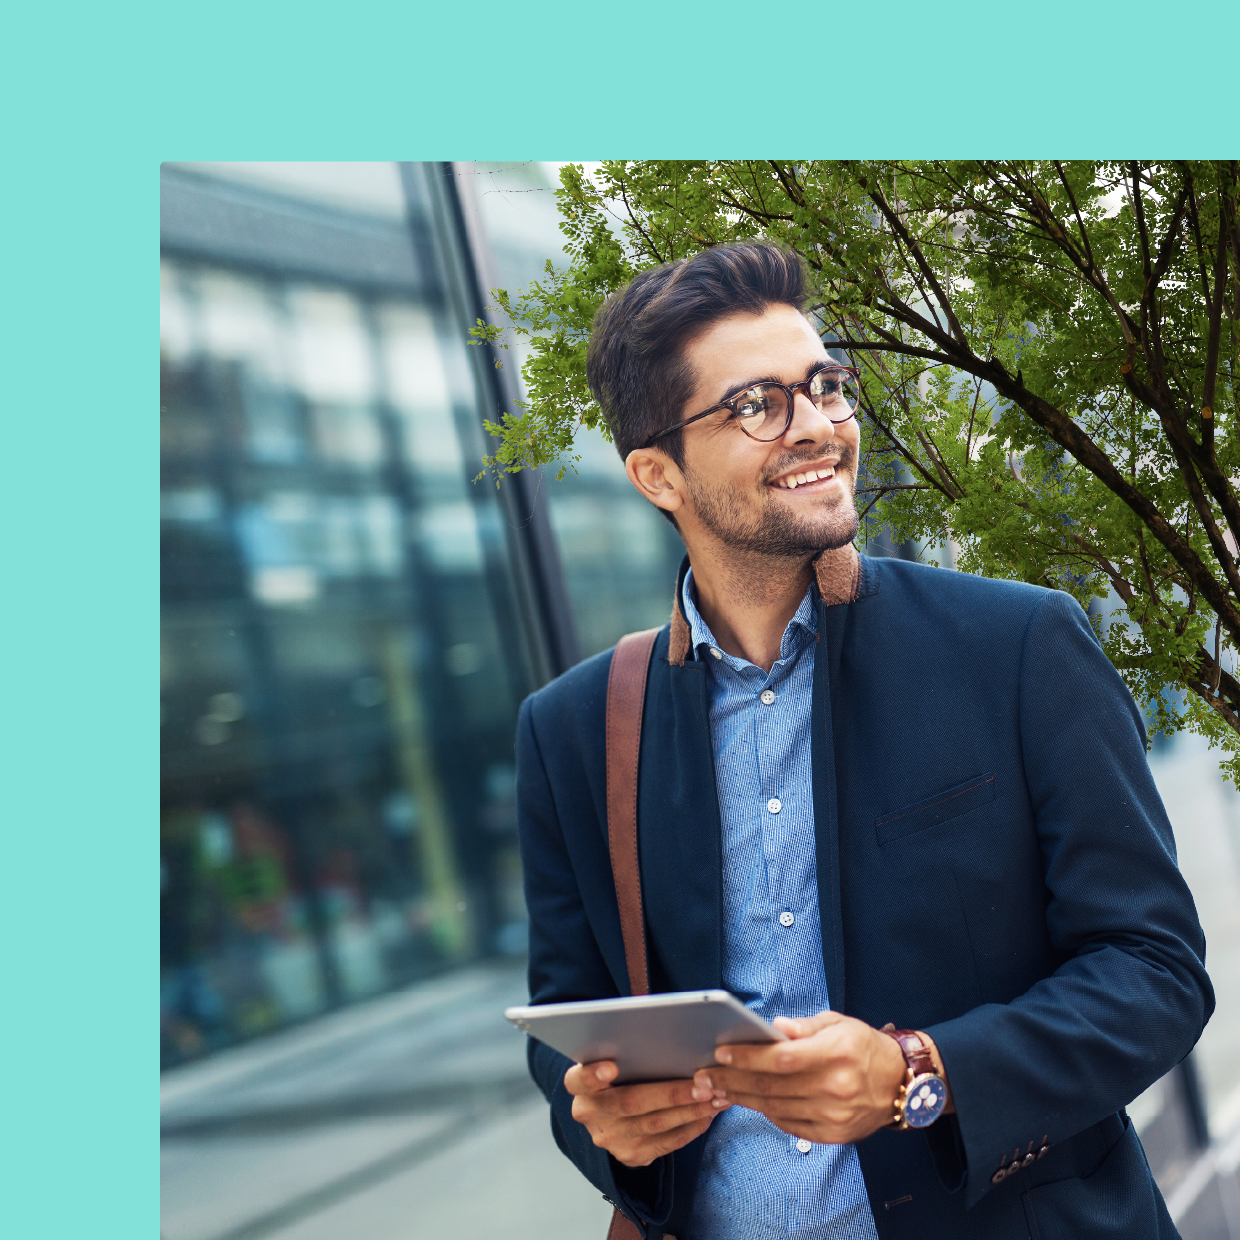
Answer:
[
  {"left": 709, "top": 647, "right": 722, "bottom": 660},
  {"left": 796, "top": 1138, "right": 812, "bottom": 1154},
  {"left": 767, "top": 798, "right": 782, "bottom": 814},
  {"left": 760, "top": 689, "right": 776, "bottom": 705},
  {"left": 779, "top": 911, "right": 795, "bottom": 928}
]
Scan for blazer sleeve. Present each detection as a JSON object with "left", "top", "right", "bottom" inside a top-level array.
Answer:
[
  {"left": 925, "top": 589, "right": 1215, "bottom": 1210},
  {"left": 516, "top": 693, "right": 675, "bottom": 1235}
]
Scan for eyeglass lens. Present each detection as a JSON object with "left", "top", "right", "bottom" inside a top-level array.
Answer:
[{"left": 734, "top": 369, "right": 859, "bottom": 440}]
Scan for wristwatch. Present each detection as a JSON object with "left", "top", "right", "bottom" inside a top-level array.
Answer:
[{"left": 880, "top": 1024, "right": 948, "bottom": 1130}]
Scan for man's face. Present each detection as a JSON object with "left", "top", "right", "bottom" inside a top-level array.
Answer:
[{"left": 672, "top": 304, "right": 861, "bottom": 556}]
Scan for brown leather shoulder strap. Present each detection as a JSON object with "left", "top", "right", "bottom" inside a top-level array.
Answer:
[
  {"left": 604, "top": 628, "right": 660, "bottom": 1240},
  {"left": 607, "top": 1209, "right": 645, "bottom": 1240},
  {"left": 605, "top": 628, "right": 659, "bottom": 998}
]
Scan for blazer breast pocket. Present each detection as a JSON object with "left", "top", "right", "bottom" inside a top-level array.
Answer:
[{"left": 875, "top": 773, "right": 996, "bottom": 845}]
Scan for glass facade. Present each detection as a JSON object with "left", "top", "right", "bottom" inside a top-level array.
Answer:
[{"left": 160, "top": 163, "right": 544, "bottom": 1065}]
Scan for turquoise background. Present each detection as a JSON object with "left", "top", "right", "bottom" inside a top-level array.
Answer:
[{"left": 4, "top": 0, "right": 1235, "bottom": 1234}]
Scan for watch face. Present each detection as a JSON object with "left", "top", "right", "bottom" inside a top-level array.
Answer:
[{"left": 904, "top": 1075, "right": 947, "bottom": 1128}]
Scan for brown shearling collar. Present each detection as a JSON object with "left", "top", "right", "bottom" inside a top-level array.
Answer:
[{"left": 667, "top": 544, "right": 861, "bottom": 667}]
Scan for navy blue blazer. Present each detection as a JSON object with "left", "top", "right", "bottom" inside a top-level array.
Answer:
[{"left": 515, "top": 555, "right": 1213, "bottom": 1239}]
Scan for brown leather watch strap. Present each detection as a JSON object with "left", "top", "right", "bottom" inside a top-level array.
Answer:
[
  {"left": 605, "top": 628, "right": 659, "bottom": 998},
  {"left": 879, "top": 1026, "right": 936, "bottom": 1077}
]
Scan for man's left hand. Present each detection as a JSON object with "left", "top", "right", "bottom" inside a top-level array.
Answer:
[{"left": 694, "top": 1011, "right": 951, "bottom": 1145}]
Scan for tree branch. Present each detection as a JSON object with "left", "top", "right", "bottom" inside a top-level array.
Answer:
[
  {"left": 963, "top": 353, "right": 1240, "bottom": 645},
  {"left": 861, "top": 172, "right": 969, "bottom": 348},
  {"left": 983, "top": 163, "right": 1139, "bottom": 353},
  {"left": 857, "top": 388, "right": 961, "bottom": 504},
  {"left": 1053, "top": 161, "right": 1095, "bottom": 271},
  {"left": 1185, "top": 646, "right": 1240, "bottom": 732},
  {"left": 1131, "top": 162, "right": 1155, "bottom": 337}
]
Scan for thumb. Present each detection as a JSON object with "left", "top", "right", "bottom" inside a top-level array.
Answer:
[
  {"left": 772, "top": 1010, "right": 843, "bottom": 1040},
  {"left": 564, "top": 1060, "right": 618, "bottom": 1095}
]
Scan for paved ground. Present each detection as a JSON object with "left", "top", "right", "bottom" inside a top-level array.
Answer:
[
  {"left": 162, "top": 735, "right": 1240, "bottom": 1240},
  {"left": 161, "top": 962, "right": 612, "bottom": 1240}
]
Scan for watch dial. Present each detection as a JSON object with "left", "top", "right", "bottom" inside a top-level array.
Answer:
[{"left": 905, "top": 1076, "right": 947, "bottom": 1128}]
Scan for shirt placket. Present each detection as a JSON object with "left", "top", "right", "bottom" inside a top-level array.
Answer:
[
  {"left": 755, "top": 640, "right": 817, "bottom": 1189},
  {"left": 754, "top": 648, "right": 796, "bottom": 1014}
]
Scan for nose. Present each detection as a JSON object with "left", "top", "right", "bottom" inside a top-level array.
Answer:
[{"left": 782, "top": 390, "right": 838, "bottom": 447}]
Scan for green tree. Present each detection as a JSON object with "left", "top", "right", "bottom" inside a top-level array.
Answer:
[{"left": 473, "top": 161, "right": 1240, "bottom": 776}]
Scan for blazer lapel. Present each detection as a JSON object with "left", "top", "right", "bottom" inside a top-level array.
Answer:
[
  {"left": 814, "top": 593, "right": 849, "bottom": 1014},
  {"left": 813, "top": 555, "right": 879, "bottom": 1015}
]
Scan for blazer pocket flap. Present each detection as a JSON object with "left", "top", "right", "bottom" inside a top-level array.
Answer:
[{"left": 876, "top": 774, "right": 996, "bottom": 845}]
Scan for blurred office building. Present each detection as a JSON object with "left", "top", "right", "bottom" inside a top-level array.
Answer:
[{"left": 160, "top": 161, "right": 684, "bottom": 1068}]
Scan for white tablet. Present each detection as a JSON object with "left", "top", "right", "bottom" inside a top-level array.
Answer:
[{"left": 505, "top": 989, "right": 786, "bottom": 1084}]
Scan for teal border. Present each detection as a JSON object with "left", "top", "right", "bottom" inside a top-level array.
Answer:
[
  {"left": 4, "top": 1, "right": 1234, "bottom": 1236},
  {"left": 152, "top": 0, "right": 1235, "bottom": 156}
]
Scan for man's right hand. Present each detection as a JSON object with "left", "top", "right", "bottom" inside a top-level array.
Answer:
[{"left": 564, "top": 1060, "right": 731, "bottom": 1167}]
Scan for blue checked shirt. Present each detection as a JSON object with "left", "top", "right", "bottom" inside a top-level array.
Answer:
[{"left": 681, "top": 569, "right": 879, "bottom": 1240}]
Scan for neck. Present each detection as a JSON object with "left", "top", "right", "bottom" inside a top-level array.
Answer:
[{"left": 688, "top": 545, "right": 814, "bottom": 674}]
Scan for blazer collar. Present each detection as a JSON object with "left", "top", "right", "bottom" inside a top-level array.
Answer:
[{"left": 668, "top": 544, "right": 863, "bottom": 667}]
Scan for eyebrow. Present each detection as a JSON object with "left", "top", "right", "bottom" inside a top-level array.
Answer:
[{"left": 714, "top": 359, "right": 832, "bottom": 407}]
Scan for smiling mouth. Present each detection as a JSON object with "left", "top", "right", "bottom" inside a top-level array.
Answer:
[{"left": 769, "top": 462, "right": 843, "bottom": 490}]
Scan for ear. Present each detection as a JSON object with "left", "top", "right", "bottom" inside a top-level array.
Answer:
[{"left": 625, "top": 447, "right": 685, "bottom": 518}]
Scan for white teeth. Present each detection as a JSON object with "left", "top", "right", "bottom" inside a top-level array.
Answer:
[{"left": 776, "top": 466, "right": 838, "bottom": 488}]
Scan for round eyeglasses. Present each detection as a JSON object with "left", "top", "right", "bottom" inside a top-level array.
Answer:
[{"left": 643, "top": 365, "right": 860, "bottom": 448}]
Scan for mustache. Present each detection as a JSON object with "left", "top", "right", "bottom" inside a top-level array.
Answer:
[{"left": 763, "top": 443, "right": 856, "bottom": 483}]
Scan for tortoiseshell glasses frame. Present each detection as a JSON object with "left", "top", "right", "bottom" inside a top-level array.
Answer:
[{"left": 642, "top": 364, "right": 861, "bottom": 449}]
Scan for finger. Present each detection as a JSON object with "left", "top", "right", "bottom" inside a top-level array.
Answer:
[
  {"left": 713, "top": 1093, "right": 823, "bottom": 1123},
  {"left": 720, "top": 1092, "right": 865, "bottom": 1141},
  {"left": 577, "top": 1089, "right": 711, "bottom": 1131},
  {"left": 713, "top": 1039, "right": 812, "bottom": 1073},
  {"left": 656, "top": 1114, "right": 718, "bottom": 1153},
  {"left": 618, "top": 1114, "right": 719, "bottom": 1167},
  {"left": 697, "top": 1067, "right": 814, "bottom": 1099},
  {"left": 603, "top": 1077, "right": 703, "bottom": 1117},
  {"left": 620, "top": 1097, "right": 731, "bottom": 1137},
  {"left": 565, "top": 1060, "right": 618, "bottom": 1096},
  {"left": 772, "top": 1010, "right": 843, "bottom": 1039}
]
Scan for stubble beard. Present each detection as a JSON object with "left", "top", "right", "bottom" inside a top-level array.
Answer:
[{"left": 683, "top": 444, "right": 861, "bottom": 559}]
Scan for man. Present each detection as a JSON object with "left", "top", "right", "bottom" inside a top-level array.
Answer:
[{"left": 515, "top": 242, "right": 1212, "bottom": 1239}]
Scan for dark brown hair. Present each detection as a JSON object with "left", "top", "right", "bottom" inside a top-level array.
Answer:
[{"left": 586, "top": 242, "right": 807, "bottom": 473}]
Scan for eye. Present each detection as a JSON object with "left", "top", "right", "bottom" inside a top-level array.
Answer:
[
  {"left": 734, "top": 389, "right": 769, "bottom": 420},
  {"left": 810, "top": 369, "right": 842, "bottom": 397}
]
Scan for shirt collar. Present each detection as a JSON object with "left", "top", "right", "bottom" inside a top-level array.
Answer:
[{"left": 681, "top": 567, "right": 817, "bottom": 672}]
